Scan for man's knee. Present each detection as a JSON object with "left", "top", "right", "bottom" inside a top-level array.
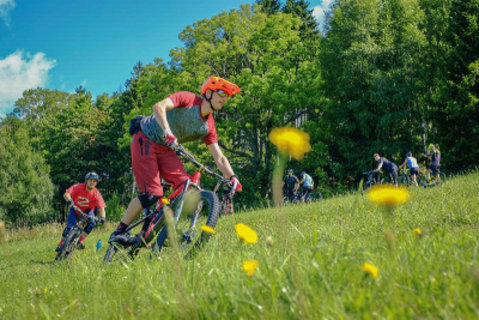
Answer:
[{"left": 138, "top": 193, "right": 159, "bottom": 208}]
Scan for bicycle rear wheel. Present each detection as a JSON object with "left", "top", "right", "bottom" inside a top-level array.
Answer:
[
  {"left": 309, "top": 192, "right": 322, "bottom": 202},
  {"left": 164, "top": 190, "right": 219, "bottom": 257}
]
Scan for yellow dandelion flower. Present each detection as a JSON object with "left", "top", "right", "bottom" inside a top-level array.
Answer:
[
  {"left": 362, "top": 262, "right": 379, "bottom": 278},
  {"left": 242, "top": 260, "right": 259, "bottom": 276},
  {"left": 201, "top": 225, "right": 215, "bottom": 234},
  {"left": 413, "top": 228, "right": 422, "bottom": 235},
  {"left": 235, "top": 223, "right": 258, "bottom": 244},
  {"left": 269, "top": 127, "right": 311, "bottom": 160},
  {"left": 338, "top": 202, "right": 342, "bottom": 208},
  {"left": 367, "top": 185, "right": 409, "bottom": 206}
]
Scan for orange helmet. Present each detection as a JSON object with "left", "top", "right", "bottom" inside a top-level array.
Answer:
[{"left": 200, "top": 76, "right": 240, "bottom": 97}]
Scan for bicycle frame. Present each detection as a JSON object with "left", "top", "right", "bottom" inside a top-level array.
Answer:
[{"left": 112, "top": 144, "right": 229, "bottom": 255}]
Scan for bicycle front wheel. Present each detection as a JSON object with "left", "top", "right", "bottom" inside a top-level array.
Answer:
[
  {"left": 361, "top": 179, "right": 375, "bottom": 195},
  {"left": 170, "top": 190, "right": 219, "bottom": 256},
  {"left": 55, "top": 228, "right": 79, "bottom": 261}
]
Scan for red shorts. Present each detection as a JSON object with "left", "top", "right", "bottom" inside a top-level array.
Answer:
[{"left": 131, "top": 131, "right": 190, "bottom": 196}]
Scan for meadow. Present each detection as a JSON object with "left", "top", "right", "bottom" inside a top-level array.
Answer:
[{"left": 1, "top": 172, "right": 478, "bottom": 319}]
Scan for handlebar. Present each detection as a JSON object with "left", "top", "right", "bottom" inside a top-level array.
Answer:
[
  {"left": 174, "top": 144, "right": 226, "bottom": 181},
  {"left": 174, "top": 143, "right": 237, "bottom": 199},
  {"left": 71, "top": 204, "right": 102, "bottom": 225}
]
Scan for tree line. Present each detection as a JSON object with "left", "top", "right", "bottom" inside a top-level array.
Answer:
[{"left": 0, "top": 0, "right": 477, "bottom": 225}]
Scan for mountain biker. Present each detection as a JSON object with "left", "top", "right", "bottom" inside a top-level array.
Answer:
[
  {"left": 282, "top": 169, "right": 299, "bottom": 202},
  {"left": 426, "top": 143, "right": 441, "bottom": 180},
  {"left": 56, "top": 172, "right": 106, "bottom": 251},
  {"left": 399, "top": 152, "right": 419, "bottom": 186},
  {"left": 373, "top": 153, "right": 399, "bottom": 187},
  {"left": 299, "top": 171, "right": 314, "bottom": 203},
  {"left": 109, "top": 76, "right": 243, "bottom": 246}
]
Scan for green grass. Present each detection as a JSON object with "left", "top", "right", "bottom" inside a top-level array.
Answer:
[{"left": 1, "top": 173, "right": 479, "bottom": 319}]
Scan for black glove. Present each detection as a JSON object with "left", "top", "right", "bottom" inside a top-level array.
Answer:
[
  {"left": 67, "top": 199, "right": 74, "bottom": 206},
  {"left": 98, "top": 217, "right": 106, "bottom": 224}
]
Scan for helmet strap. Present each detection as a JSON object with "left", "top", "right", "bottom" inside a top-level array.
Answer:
[{"left": 204, "top": 91, "right": 219, "bottom": 111}]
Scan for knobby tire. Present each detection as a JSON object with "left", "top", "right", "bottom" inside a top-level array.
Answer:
[
  {"left": 169, "top": 190, "right": 219, "bottom": 258},
  {"left": 55, "top": 228, "right": 79, "bottom": 261}
]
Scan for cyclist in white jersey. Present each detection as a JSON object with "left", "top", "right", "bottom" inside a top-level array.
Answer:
[
  {"left": 399, "top": 152, "right": 419, "bottom": 186},
  {"left": 299, "top": 171, "right": 314, "bottom": 203}
]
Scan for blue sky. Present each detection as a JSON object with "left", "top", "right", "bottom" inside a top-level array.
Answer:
[{"left": 0, "top": 0, "right": 332, "bottom": 116}]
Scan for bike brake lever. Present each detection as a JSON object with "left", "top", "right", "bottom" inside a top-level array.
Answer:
[{"left": 228, "top": 180, "right": 238, "bottom": 197}]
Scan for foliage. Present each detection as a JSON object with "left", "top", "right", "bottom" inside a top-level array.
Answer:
[
  {"left": 0, "top": 120, "right": 54, "bottom": 225},
  {"left": 320, "top": 0, "right": 430, "bottom": 185},
  {"left": 1, "top": 1, "right": 479, "bottom": 224}
]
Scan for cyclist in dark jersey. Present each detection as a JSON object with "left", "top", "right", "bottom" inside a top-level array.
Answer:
[
  {"left": 427, "top": 144, "right": 441, "bottom": 180},
  {"left": 282, "top": 169, "right": 299, "bottom": 202},
  {"left": 109, "top": 76, "right": 243, "bottom": 245},
  {"left": 373, "top": 153, "right": 399, "bottom": 187}
]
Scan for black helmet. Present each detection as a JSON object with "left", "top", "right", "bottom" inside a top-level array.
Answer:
[
  {"left": 406, "top": 152, "right": 412, "bottom": 157},
  {"left": 300, "top": 171, "right": 305, "bottom": 178},
  {"left": 85, "top": 172, "right": 100, "bottom": 182}
]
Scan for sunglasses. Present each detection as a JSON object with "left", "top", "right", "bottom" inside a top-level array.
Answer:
[{"left": 215, "top": 90, "right": 229, "bottom": 98}]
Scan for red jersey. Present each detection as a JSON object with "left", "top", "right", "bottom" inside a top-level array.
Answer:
[
  {"left": 66, "top": 183, "right": 106, "bottom": 215},
  {"left": 140, "top": 91, "right": 218, "bottom": 146}
]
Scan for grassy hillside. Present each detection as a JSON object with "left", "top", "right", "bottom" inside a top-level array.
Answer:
[{"left": 1, "top": 173, "right": 478, "bottom": 319}]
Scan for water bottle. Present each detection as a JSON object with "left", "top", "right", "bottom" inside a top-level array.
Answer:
[{"left": 96, "top": 239, "right": 102, "bottom": 251}]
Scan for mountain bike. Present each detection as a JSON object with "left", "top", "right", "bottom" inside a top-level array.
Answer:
[
  {"left": 103, "top": 144, "right": 223, "bottom": 263},
  {"left": 55, "top": 206, "right": 101, "bottom": 261},
  {"left": 282, "top": 188, "right": 300, "bottom": 205},
  {"left": 213, "top": 178, "right": 238, "bottom": 216},
  {"left": 418, "top": 167, "right": 447, "bottom": 187}
]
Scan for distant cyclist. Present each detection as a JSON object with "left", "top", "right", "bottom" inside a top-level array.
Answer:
[
  {"left": 399, "top": 152, "right": 419, "bottom": 187},
  {"left": 373, "top": 153, "right": 399, "bottom": 187},
  {"left": 426, "top": 143, "right": 441, "bottom": 180},
  {"left": 282, "top": 169, "right": 299, "bottom": 202},
  {"left": 56, "top": 172, "right": 106, "bottom": 251},
  {"left": 299, "top": 171, "right": 314, "bottom": 203}
]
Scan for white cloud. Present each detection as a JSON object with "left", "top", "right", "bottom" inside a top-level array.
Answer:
[
  {"left": 312, "top": 0, "right": 334, "bottom": 29},
  {"left": 0, "top": 0, "right": 15, "bottom": 27},
  {"left": 0, "top": 51, "right": 56, "bottom": 116},
  {"left": 312, "top": 6, "right": 325, "bottom": 24}
]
